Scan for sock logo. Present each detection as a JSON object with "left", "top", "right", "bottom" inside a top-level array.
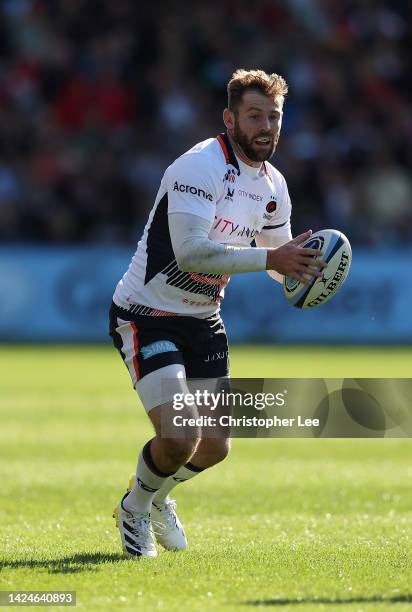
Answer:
[
  {"left": 137, "top": 477, "right": 159, "bottom": 493},
  {"left": 172, "top": 477, "right": 187, "bottom": 483}
]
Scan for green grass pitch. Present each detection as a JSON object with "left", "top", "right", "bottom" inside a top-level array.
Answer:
[{"left": 1, "top": 345, "right": 412, "bottom": 611}]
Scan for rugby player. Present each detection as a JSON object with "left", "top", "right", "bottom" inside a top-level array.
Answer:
[{"left": 110, "top": 69, "right": 325, "bottom": 557}]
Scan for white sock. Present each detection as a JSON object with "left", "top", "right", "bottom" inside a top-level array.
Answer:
[
  {"left": 123, "top": 440, "right": 174, "bottom": 513},
  {"left": 153, "top": 462, "right": 204, "bottom": 504}
]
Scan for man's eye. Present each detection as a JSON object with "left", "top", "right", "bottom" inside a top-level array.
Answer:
[{"left": 250, "top": 115, "right": 259, "bottom": 120}]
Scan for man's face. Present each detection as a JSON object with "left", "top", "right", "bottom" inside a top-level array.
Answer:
[{"left": 230, "top": 91, "right": 284, "bottom": 163}]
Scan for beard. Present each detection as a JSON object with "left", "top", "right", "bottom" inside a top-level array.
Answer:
[{"left": 233, "top": 120, "right": 277, "bottom": 162}]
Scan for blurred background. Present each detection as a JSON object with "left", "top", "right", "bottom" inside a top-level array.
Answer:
[{"left": 0, "top": 0, "right": 411, "bottom": 343}]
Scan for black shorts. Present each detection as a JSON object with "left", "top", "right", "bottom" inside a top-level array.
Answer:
[{"left": 109, "top": 302, "right": 229, "bottom": 383}]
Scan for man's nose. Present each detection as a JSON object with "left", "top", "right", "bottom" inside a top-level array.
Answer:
[{"left": 261, "top": 117, "right": 272, "bottom": 131}]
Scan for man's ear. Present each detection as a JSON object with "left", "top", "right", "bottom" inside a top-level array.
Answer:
[{"left": 223, "top": 108, "right": 235, "bottom": 131}]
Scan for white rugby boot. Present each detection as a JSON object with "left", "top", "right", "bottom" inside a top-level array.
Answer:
[
  {"left": 151, "top": 498, "right": 188, "bottom": 551},
  {"left": 113, "top": 493, "right": 157, "bottom": 558},
  {"left": 127, "top": 475, "right": 187, "bottom": 551}
]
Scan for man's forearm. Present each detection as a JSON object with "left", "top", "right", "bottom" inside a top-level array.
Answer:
[
  {"left": 177, "top": 238, "right": 268, "bottom": 274},
  {"left": 169, "top": 212, "right": 268, "bottom": 274}
]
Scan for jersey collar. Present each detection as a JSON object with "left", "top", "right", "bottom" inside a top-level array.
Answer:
[{"left": 216, "top": 132, "right": 240, "bottom": 174}]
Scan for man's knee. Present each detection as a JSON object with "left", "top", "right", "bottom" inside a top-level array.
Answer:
[
  {"left": 197, "top": 437, "right": 231, "bottom": 465},
  {"left": 211, "top": 438, "right": 231, "bottom": 463},
  {"left": 160, "top": 437, "right": 199, "bottom": 465},
  {"left": 149, "top": 401, "right": 203, "bottom": 470}
]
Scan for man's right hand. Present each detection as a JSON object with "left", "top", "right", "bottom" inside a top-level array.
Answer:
[{"left": 266, "top": 230, "right": 327, "bottom": 285}]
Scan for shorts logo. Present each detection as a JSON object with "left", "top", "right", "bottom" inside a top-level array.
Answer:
[
  {"left": 173, "top": 182, "right": 213, "bottom": 201},
  {"left": 266, "top": 200, "right": 277, "bottom": 213},
  {"left": 204, "top": 350, "right": 228, "bottom": 363},
  {"left": 141, "top": 340, "right": 179, "bottom": 360}
]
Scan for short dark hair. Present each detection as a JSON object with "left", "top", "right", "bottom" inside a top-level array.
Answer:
[{"left": 227, "top": 69, "right": 288, "bottom": 113}]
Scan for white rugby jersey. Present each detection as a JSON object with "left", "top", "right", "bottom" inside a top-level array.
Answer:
[{"left": 113, "top": 133, "right": 292, "bottom": 317}]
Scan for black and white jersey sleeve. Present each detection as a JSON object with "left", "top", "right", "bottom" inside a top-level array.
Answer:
[
  {"left": 167, "top": 153, "right": 269, "bottom": 276},
  {"left": 165, "top": 151, "right": 223, "bottom": 222}
]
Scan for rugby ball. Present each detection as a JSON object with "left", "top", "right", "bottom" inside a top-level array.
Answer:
[{"left": 283, "top": 229, "right": 352, "bottom": 309}]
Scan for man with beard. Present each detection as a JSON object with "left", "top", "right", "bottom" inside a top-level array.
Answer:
[{"left": 110, "top": 69, "right": 325, "bottom": 557}]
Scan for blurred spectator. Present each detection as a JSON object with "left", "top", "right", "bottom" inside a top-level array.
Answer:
[
  {"left": 0, "top": 0, "right": 410, "bottom": 245},
  {"left": 354, "top": 151, "right": 412, "bottom": 245}
]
